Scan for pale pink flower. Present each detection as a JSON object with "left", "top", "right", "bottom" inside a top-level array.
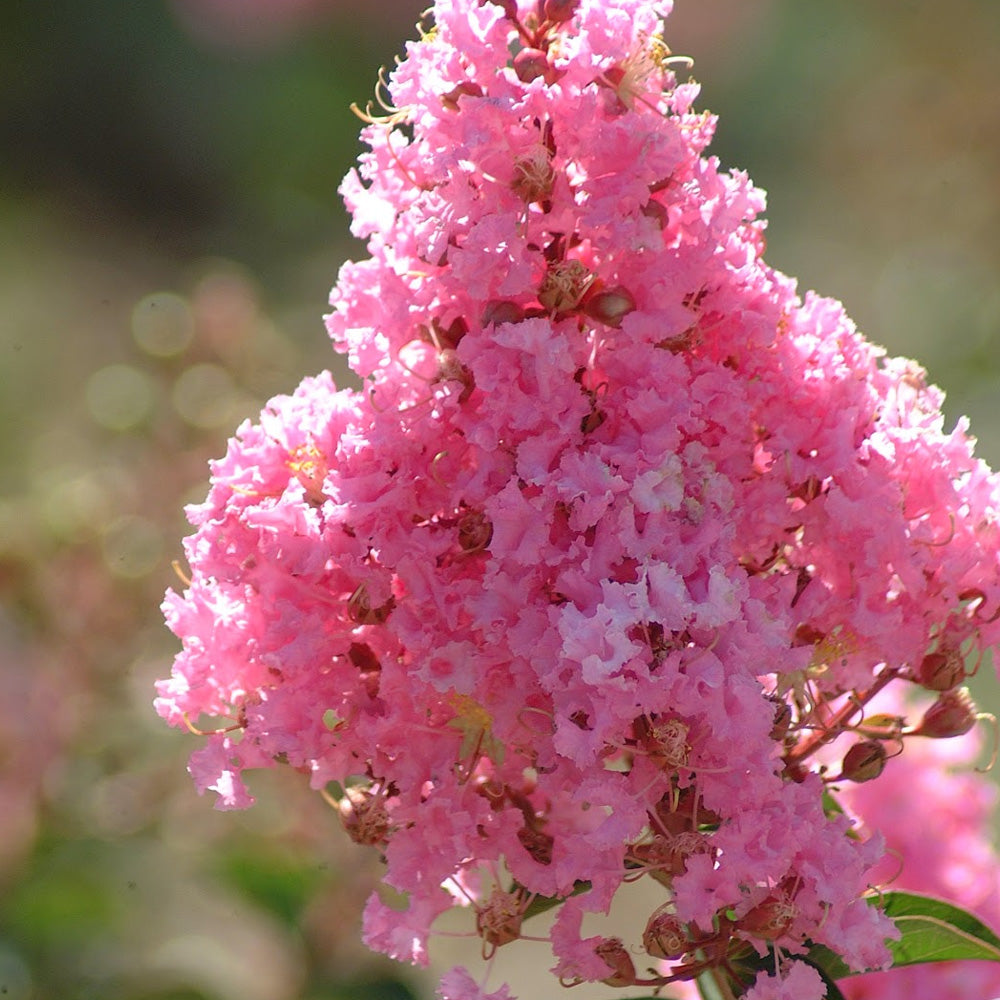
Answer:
[
  {"left": 437, "top": 967, "right": 513, "bottom": 1000},
  {"left": 744, "top": 961, "right": 825, "bottom": 1000}
]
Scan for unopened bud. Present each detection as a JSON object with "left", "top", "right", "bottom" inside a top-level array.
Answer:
[
  {"left": 513, "top": 47, "right": 550, "bottom": 83},
  {"left": 914, "top": 686, "right": 978, "bottom": 738},
  {"left": 582, "top": 286, "right": 635, "bottom": 327},
  {"left": 482, "top": 299, "right": 525, "bottom": 327},
  {"left": 643, "top": 911, "right": 688, "bottom": 960},
  {"left": 543, "top": 0, "right": 578, "bottom": 23},
  {"left": 439, "top": 80, "right": 484, "bottom": 111},
  {"left": 841, "top": 739, "right": 887, "bottom": 783},
  {"left": 917, "top": 648, "right": 965, "bottom": 692}
]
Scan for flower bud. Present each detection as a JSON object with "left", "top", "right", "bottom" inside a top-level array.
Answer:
[
  {"left": 482, "top": 299, "right": 526, "bottom": 327},
  {"left": 914, "top": 686, "right": 978, "bottom": 738},
  {"left": 582, "top": 286, "right": 635, "bottom": 327},
  {"left": 917, "top": 647, "right": 965, "bottom": 691},
  {"left": 543, "top": 0, "right": 578, "bottom": 23},
  {"left": 440, "top": 80, "right": 485, "bottom": 111},
  {"left": 643, "top": 910, "right": 688, "bottom": 960},
  {"left": 841, "top": 739, "right": 887, "bottom": 783},
  {"left": 513, "top": 47, "right": 550, "bottom": 84}
]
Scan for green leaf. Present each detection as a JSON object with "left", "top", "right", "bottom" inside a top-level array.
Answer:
[
  {"left": 883, "top": 891, "right": 1000, "bottom": 966},
  {"left": 806, "top": 944, "right": 853, "bottom": 982},
  {"left": 808, "top": 890, "right": 1000, "bottom": 980},
  {"left": 520, "top": 880, "right": 591, "bottom": 921},
  {"left": 695, "top": 970, "right": 729, "bottom": 1000},
  {"left": 215, "top": 848, "right": 321, "bottom": 926},
  {"left": 821, "top": 787, "right": 846, "bottom": 819}
]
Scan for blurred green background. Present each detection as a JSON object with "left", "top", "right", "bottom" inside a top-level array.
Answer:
[{"left": 0, "top": 2, "right": 998, "bottom": 998}]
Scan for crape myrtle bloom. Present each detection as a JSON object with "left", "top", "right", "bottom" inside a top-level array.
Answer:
[{"left": 156, "top": 0, "right": 1000, "bottom": 997}]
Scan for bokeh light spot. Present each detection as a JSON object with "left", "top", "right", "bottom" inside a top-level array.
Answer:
[
  {"left": 101, "top": 515, "right": 163, "bottom": 579},
  {"left": 86, "top": 365, "right": 154, "bottom": 432},
  {"left": 171, "top": 363, "right": 238, "bottom": 428},
  {"left": 132, "top": 291, "right": 195, "bottom": 358},
  {"left": 40, "top": 469, "right": 110, "bottom": 542}
]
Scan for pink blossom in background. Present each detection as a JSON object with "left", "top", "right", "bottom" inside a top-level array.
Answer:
[
  {"left": 158, "top": 0, "right": 1000, "bottom": 996},
  {"left": 0, "top": 634, "right": 78, "bottom": 877},
  {"left": 836, "top": 692, "right": 1000, "bottom": 1000},
  {"left": 437, "top": 966, "right": 513, "bottom": 1000}
]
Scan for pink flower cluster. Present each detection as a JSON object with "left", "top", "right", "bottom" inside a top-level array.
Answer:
[{"left": 157, "top": 1, "right": 1000, "bottom": 996}]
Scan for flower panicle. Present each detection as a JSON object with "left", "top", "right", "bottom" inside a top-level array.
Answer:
[{"left": 158, "top": 1, "right": 1000, "bottom": 998}]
